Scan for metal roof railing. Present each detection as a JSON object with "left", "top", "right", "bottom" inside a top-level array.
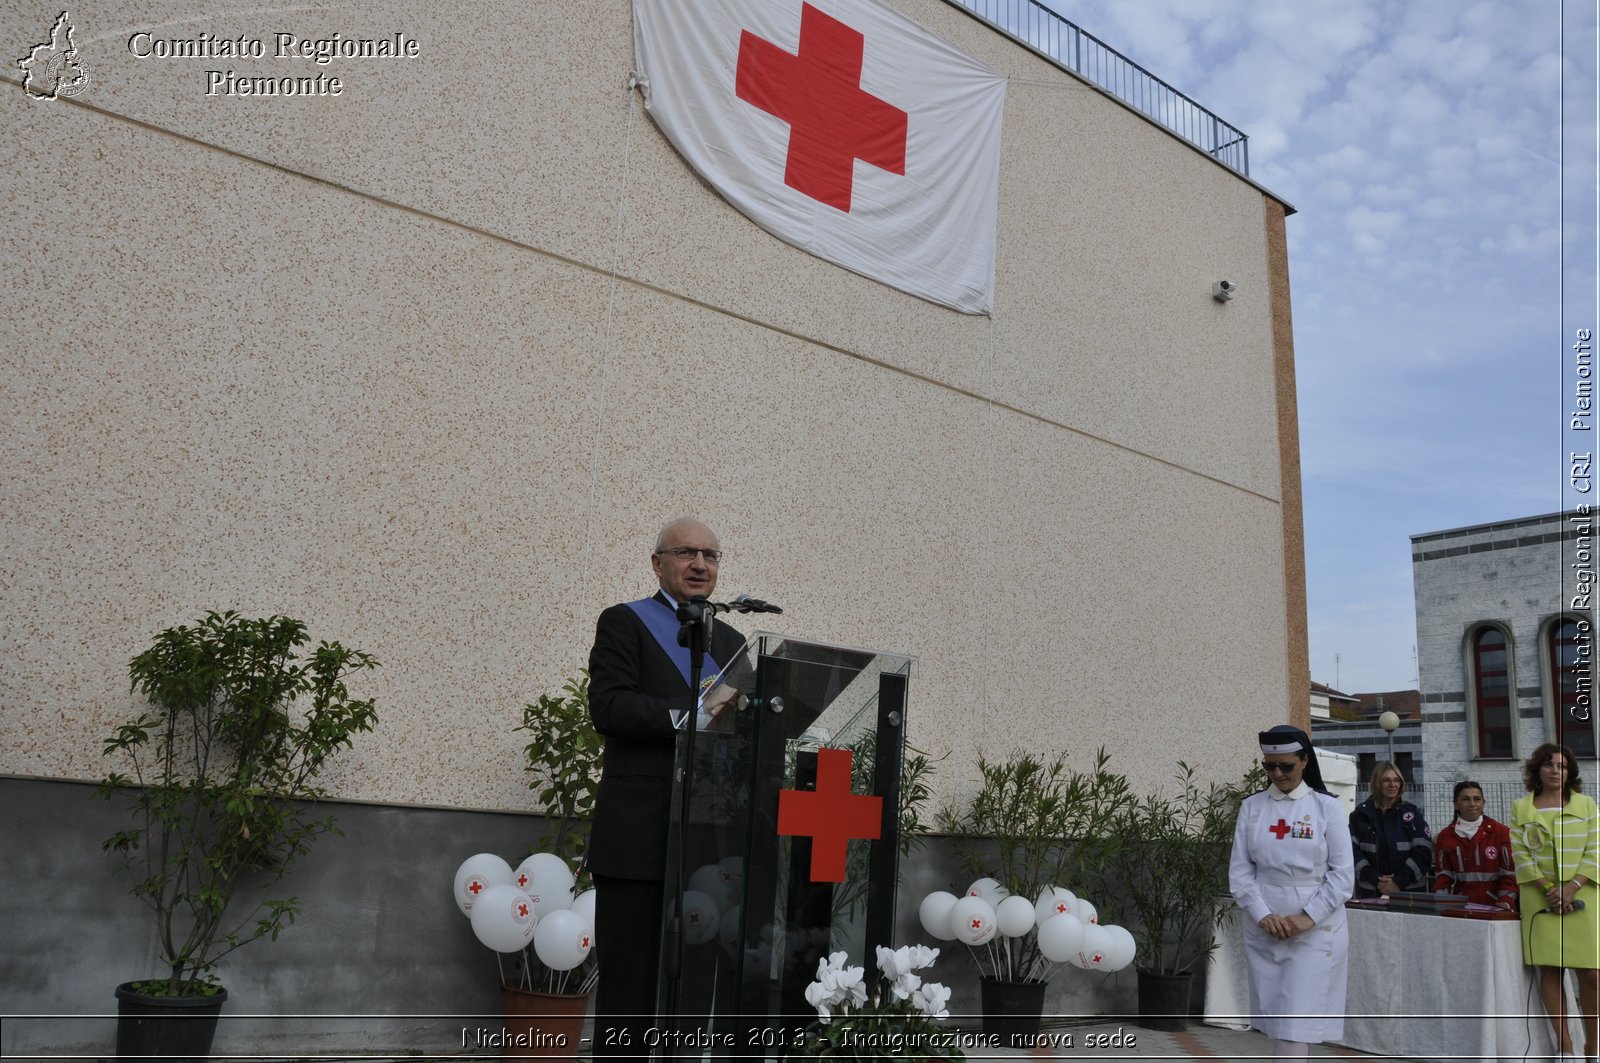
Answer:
[{"left": 943, "top": 0, "right": 1250, "bottom": 176}]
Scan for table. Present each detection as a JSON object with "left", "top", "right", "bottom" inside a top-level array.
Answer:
[{"left": 1203, "top": 904, "right": 1583, "bottom": 1059}]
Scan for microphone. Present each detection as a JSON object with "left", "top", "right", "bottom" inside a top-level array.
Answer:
[
  {"left": 733, "top": 593, "right": 783, "bottom": 614},
  {"left": 1540, "top": 898, "right": 1586, "bottom": 914}
]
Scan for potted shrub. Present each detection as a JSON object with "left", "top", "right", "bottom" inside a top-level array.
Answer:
[
  {"left": 98, "top": 611, "right": 378, "bottom": 1060},
  {"left": 495, "top": 673, "right": 604, "bottom": 1059},
  {"left": 933, "top": 749, "right": 1135, "bottom": 1043},
  {"left": 1109, "top": 761, "right": 1262, "bottom": 1031}
]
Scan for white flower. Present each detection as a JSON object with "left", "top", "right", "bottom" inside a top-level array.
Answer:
[
  {"left": 815, "top": 950, "right": 849, "bottom": 980},
  {"left": 876, "top": 944, "right": 910, "bottom": 980},
  {"left": 835, "top": 963, "right": 868, "bottom": 1007},
  {"left": 804, "top": 978, "right": 835, "bottom": 1023},
  {"left": 912, "top": 981, "right": 952, "bottom": 1021},
  {"left": 908, "top": 944, "right": 940, "bottom": 970}
]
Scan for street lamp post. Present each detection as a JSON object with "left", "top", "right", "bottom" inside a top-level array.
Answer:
[{"left": 1379, "top": 710, "right": 1400, "bottom": 766}]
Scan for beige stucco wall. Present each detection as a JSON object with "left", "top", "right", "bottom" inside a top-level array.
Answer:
[{"left": 1, "top": 0, "right": 1302, "bottom": 810}]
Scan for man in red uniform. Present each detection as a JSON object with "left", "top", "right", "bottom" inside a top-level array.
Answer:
[{"left": 1433, "top": 780, "right": 1517, "bottom": 910}]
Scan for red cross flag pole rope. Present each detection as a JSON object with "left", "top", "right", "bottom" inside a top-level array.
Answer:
[{"left": 633, "top": 0, "right": 1007, "bottom": 315}]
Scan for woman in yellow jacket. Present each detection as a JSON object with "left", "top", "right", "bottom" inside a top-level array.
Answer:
[{"left": 1511, "top": 742, "right": 1600, "bottom": 1063}]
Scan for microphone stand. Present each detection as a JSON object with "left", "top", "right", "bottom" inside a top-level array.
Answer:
[{"left": 659, "top": 595, "right": 778, "bottom": 1058}]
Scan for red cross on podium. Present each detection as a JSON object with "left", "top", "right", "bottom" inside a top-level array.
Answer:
[
  {"left": 777, "top": 747, "right": 883, "bottom": 882},
  {"left": 735, "top": 2, "right": 909, "bottom": 212},
  {"left": 1269, "top": 819, "right": 1291, "bottom": 840}
]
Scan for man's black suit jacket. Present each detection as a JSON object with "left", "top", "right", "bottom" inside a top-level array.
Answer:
[{"left": 586, "top": 592, "right": 744, "bottom": 881}]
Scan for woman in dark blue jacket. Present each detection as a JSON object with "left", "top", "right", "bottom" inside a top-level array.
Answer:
[{"left": 1349, "top": 761, "right": 1432, "bottom": 897}]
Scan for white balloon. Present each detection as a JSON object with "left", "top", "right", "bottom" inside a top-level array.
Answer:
[
  {"left": 1033, "top": 885, "right": 1078, "bottom": 925},
  {"left": 950, "top": 895, "right": 998, "bottom": 946},
  {"left": 469, "top": 884, "right": 538, "bottom": 953},
  {"left": 533, "top": 908, "right": 593, "bottom": 971},
  {"left": 1100, "top": 925, "right": 1137, "bottom": 973},
  {"left": 1076, "top": 898, "right": 1099, "bottom": 925},
  {"left": 514, "top": 853, "right": 576, "bottom": 899},
  {"left": 527, "top": 885, "right": 574, "bottom": 921},
  {"left": 1035, "top": 913, "right": 1086, "bottom": 962},
  {"left": 966, "top": 877, "right": 1010, "bottom": 906},
  {"left": 569, "top": 889, "right": 596, "bottom": 929},
  {"left": 681, "top": 890, "right": 720, "bottom": 945},
  {"left": 1071, "top": 923, "right": 1113, "bottom": 970},
  {"left": 919, "top": 891, "right": 960, "bottom": 941},
  {"left": 689, "top": 864, "right": 737, "bottom": 911},
  {"left": 454, "top": 854, "right": 514, "bottom": 917},
  {"left": 996, "top": 895, "right": 1037, "bottom": 937}
]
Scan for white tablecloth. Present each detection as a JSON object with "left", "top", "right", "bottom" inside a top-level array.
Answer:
[{"left": 1204, "top": 904, "right": 1583, "bottom": 1058}]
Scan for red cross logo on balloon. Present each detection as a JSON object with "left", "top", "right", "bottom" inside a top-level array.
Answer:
[
  {"left": 735, "top": 3, "right": 909, "bottom": 212},
  {"left": 776, "top": 747, "right": 883, "bottom": 882},
  {"left": 516, "top": 901, "right": 530, "bottom": 919},
  {"left": 516, "top": 872, "right": 530, "bottom": 889},
  {"left": 467, "top": 878, "right": 485, "bottom": 896}
]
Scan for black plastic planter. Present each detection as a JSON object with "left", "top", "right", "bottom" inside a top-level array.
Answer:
[
  {"left": 114, "top": 982, "right": 227, "bottom": 1063},
  {"left": 978, "top": 976, "right": 1047, "bottom": 1047}
]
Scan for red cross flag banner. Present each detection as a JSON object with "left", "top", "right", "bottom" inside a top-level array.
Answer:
[{"left": 632, "top": 0, "right": 1007, "bottom": 315}]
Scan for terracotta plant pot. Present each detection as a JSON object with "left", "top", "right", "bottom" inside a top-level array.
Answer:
[{"left": 500, "top": 983, "right": 590, "bottom": 1061}]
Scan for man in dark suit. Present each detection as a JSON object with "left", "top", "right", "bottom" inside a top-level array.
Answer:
[{"left": 587, "top": 518, "right": 744, "bottom": 1058}]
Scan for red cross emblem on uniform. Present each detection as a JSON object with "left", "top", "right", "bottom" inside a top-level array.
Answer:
[
  {"left": 777, "top": 747, "right": 883, "bottom": 882},
  {"left": 735, "top": 3, "right": 909, "bottom": 212},
  {"left": 1269, "top": 819, "right": 1291, "bottom": 840}
]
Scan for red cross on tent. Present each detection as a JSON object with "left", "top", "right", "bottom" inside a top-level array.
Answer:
[
  {"left": 735, "top": 3, "right": 908, "bottom": 212},
  {"left": 777, "top": 747, "right": 882, "bottom": 882}
]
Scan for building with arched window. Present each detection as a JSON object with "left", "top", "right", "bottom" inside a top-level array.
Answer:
[{"left": 1414, "top": 512, "right": 1597, "bottom": 811}]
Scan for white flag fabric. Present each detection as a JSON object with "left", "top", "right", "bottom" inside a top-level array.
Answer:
[{"left": 633, "top": 0, "right": 1007, "bottom": 315}]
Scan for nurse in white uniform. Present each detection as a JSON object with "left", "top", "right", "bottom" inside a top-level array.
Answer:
[{"left": 1228, "top": 724, "right": 1355, "bottom": 1059}]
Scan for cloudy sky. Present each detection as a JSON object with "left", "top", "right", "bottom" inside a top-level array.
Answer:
[{"left": 1037, "top": 0, "right": 1598, "bottom": 693}]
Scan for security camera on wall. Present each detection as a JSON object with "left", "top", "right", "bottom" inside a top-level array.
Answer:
[{"left": 1213, "top": 280, "right": 1237, "bottom": 302}]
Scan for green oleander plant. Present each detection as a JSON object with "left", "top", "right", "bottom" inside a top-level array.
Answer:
[
  {"left": 1112, "top": 761, "right": 1265, "bottom": 976},
  {"left": 515, "top": 671, "right": 602, "bottom": 868},
  {"left": 98, "top": 610, "right": 379, "bottom": 997}
]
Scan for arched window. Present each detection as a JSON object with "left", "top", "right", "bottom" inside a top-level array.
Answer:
[
  {"left": 1546, "top": 617, "right": 1596, "bottom": 758},
  {"left": 1469, "top": 626, "right": 1514, "bottom": 758}
]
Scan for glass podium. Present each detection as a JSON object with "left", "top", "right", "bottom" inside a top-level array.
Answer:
[{"left": 653, "top": 632, "right": 912, "bottom": 1058}]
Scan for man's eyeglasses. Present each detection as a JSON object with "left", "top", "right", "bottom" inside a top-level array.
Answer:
[
  {"left": 1262, "top": 760, "right": 1300, "bottom": 774},
  {"left": 656, "top": 547, "right": 723, "bottom": 563}
]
